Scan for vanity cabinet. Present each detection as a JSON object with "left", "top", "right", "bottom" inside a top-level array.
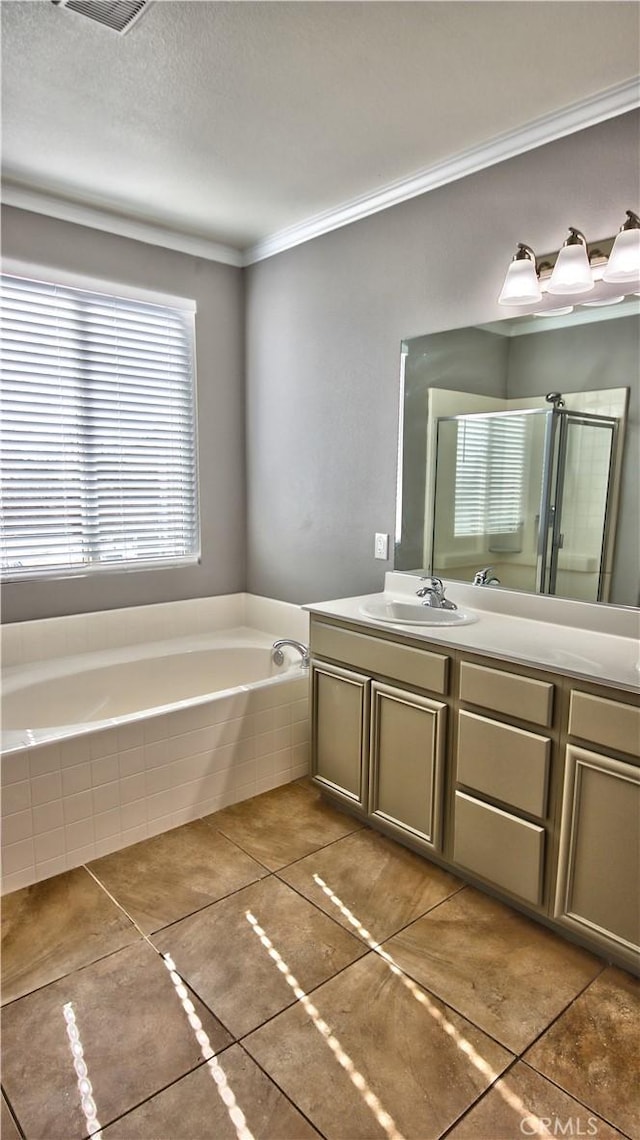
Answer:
[
  {"left": 554, "top": 689, "right": 640, "bottom": 969},
  {"left": 309, "top": 614, "right": 639, "bottom": 971},
  {"left": 310, "top": 619, "right": 449, "bottom": 853}
]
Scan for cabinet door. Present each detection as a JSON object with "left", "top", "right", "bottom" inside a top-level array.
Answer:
[
  {"left": 311, "top": 661, "right": 369, "bottom": 810},
  {"left": 554, "top": 745, "right": 640, "bottom": 962},
  {"left": 369, "top": 682, "right": 446, "bottom": 851}
]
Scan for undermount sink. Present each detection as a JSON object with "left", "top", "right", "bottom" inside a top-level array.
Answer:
[{"left": 359, "top": 599, "right": 478, "bottom": 626}]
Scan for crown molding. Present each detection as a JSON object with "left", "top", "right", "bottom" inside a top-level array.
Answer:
[
  {"left": 2, "top": 78, "right": 638, "bottom": 269},
  {"left": 0, "top": 182, "right": 244, "bottom": 268},
  {"left": 243, "top": 77, "right": 640, "bottom": 265}
]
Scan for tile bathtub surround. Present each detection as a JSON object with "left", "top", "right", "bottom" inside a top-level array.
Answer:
[
  {"left": 1, "top": 781, "right": 637, "bottom": 1140},
  {"left": 1, "top": 672, "right": 310, "bottom": 893},
  {"left": 0, "top": 591, "right": 310, "bottom": 667}
]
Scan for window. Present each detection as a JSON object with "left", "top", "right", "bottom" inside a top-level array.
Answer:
[
  {"left": 1, "top": 272, "right": 199, "bottom": 581},
  {"left": 454, "top": 414, "right": 526, "bottom": 538}
]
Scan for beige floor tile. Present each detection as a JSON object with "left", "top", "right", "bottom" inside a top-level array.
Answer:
[
  {"left": 154, "top": 874, "right": 366, "bottom": 1037},
  {"left": 1, "top": 940, "right": 231, "bottom": 1140},
  {"left": 280, "top": 827, "right": 462, "bottom": 944},
  {"left": 525, "top": 967, "right": 640, "bottom": 1138},
  {"left": 384, "top": 886, "right": 602, "bottom": 1053},
  {"left": 88, "top": 819, "right": 268, "bottom": 933},
  {"left": 204, "top": 780, "right": 362, "bottom": 870},
  {"left": 1, "top": 1094, "right": 21, "bottom": 1140},
  {"left": 1, "top": 865, "right": 140, "bottom": 1004},
  {"left": 447, "top": 1060, "right": 626, "bottom": 1139},
  {"left": 102, "top": 1044, "right": 321, "bottom": 1138},
  {"left": 245, "top": 951, "right": 514, "bottom": 1140}
]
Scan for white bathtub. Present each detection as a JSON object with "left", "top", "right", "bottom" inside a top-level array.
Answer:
[
  {"left": 1, "top": 595, "right": 310, "bottom": 893},
  {"left": 2, "top": 635, "right": 300, "bottom": 741}
]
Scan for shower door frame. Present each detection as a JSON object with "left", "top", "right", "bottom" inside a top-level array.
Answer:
[{"left": 536, "top": 408, "right": 619, "bottom": 601}]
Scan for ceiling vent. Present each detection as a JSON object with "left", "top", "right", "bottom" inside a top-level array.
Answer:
[{"left": 51, "top": 0, "right": 150, "bottom": 35}]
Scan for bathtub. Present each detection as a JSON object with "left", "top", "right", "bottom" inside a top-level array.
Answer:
[{"left": 1, "top": 594, "right": 310, "bottom": 893}]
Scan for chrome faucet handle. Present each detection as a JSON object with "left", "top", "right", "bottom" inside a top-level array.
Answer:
[
  {"left": 473, "top": 567, "right": 501, "bottom": 586},
  {"left": 415, "top": 576, "right": 455, "bottom": 609},
  {"left": 418, "top": 575, "right": 444, "bottom": 594}
]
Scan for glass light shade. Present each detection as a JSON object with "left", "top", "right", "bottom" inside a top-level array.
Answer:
[
  {"left": 534, "top": 306, "right": 573, "bottom": 317},
  {"left": 603, "top": 228, "right": 640, "bottom": 283},
  {"left": 548, "top": 244, "right": 594, "bottom": 295},
  {"left": 498, "top": 258, "right": 541, "bottom": 305}
]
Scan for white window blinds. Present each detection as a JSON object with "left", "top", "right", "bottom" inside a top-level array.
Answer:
[
  {"left": 454, "top": 414, "right": 526, "bottom": 537},
  {"left": 1, "top": 273, "right": 199, "bottom": 581}
]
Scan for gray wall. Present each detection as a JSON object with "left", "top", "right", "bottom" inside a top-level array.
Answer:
[
  {"left": 245, "top": 110, "right": 639, "bottom": 604},
  {"left": 398, "top": 327, "right": 509, "bottom": 570},
  {"left": 2, "top": 111, "right": 638, "bottom": 620},
  {"left": 1, "top": 206, "right": 245, "bottom": 621}
]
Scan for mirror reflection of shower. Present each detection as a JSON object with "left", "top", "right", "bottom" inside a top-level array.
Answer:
[{"left": 431, "top": 395, "right": 621, "bottom": 602}]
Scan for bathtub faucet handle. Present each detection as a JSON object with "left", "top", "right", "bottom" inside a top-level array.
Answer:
[{"left": 272, "top": 639, "right": 310, "bottom": 669}]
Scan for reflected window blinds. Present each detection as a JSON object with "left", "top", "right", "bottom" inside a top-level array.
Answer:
[{"left": 454, "top": 416, "right": 526, "bottom": 539}]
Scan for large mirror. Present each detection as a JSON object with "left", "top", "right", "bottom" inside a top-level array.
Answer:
[{"left": 396, "top": 301, "right": 639, "bottom": 607}]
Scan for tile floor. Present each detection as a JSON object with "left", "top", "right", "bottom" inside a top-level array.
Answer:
[{"left": 1, "top": 778, "right": 638, "bottom": 1140}]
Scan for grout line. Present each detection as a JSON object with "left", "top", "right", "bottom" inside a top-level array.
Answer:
[
  {"left": 517, "top": 1059, "right": 635, "bottom": 1140},
  {"left": 1, "top": 1088, "right": 27, "bottom": 1140},
  {"left": 234, "top": 1041, "right": 330, "bottom": 1139},
  {"left": 234, "top": 949, "right": 379, "bottom": 1044},
  {"left": 83, "top": 864, "right": 156, "bottom": 948},
  {"left": 77, "top": 1053, "right": 235, "bottom": 1140},
  {"left": 517, "top": 960, "right": 607, "bottom": 1058},
  {"left": 83, "top": 864, "right": 242, "bottom": 1043},
  {"left": 273, "top": 860, "right": 466, "bottom": 953},
  {"left": 437, "top": 1054, "right": 523, "bottom": 1139},
  {"left": 202, "top": 815, "right": 364, "bottom": 877}
]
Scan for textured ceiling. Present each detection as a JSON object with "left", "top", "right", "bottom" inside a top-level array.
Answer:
[{"left": 1, "top": 1, "right": 639, "bottom": 256}]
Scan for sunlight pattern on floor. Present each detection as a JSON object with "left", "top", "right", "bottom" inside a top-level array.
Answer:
[
  {"left": 162, "top": 953, "right": 255, "bottom": 1140},
  {"left": 312, "top": 873, "right": 553, "bottom": 1139},
  {"left": 62, "top": 1001, "right": 103, "bottom": 1138},
  {"left": 245, "top": 909, "right": 406, "bottom": 1140}
]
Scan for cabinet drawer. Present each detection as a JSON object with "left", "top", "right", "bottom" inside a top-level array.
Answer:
[
  {"left": 459, "top": 661, "right": 553, "bottom": 727},
  {"left": 453, "top": 791, "right": 545, "bottom": 905},
  {"left": 311, "top": 622, "right": 448, "bottom": 695},
  {"left": 456, "top": 711, "right": 550, "bottom": 817},
  {"left": 568, "top": 691, "right": 640, "bottom": 758}
]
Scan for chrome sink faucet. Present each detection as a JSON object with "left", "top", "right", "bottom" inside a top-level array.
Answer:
[
  {"left": 473, "top": 567, "right": 501, "bottom": 586},
  {"left": 415, "top": 576, "right": 457, "bottom": 610}
]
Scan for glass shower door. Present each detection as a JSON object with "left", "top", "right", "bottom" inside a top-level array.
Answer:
[{"left": 538, "top": 412, "right": 618, "bottom": 602}]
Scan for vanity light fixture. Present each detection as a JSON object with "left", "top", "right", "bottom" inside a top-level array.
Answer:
[
  {"left": 603, "top": 210, "right": 640, "bottom": 282},
  {"left": 498, "top": 208, "right": 640, "bottom": 309},
  {"left": 497, "top": 244, "right": 542, "bottom": 305},
  {"left": 548, "top": 228, "right": 594, "bottom": 295}
]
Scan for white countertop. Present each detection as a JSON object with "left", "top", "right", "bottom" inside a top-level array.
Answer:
[{"left": 304, "top": 574, "right": 640, "bottom": 693}]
